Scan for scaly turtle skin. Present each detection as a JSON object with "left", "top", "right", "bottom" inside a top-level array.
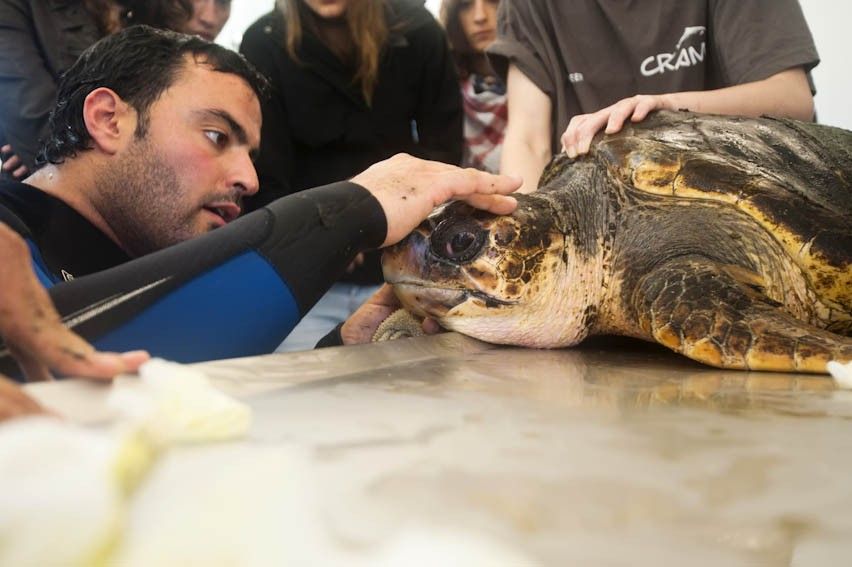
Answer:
[{"left": 382, "top": 111, "right": 852, "bottom": 373}]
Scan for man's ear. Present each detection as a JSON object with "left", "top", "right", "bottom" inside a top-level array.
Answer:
[{"left": 82, "top": 88, "right": 136, "bottom": 155}]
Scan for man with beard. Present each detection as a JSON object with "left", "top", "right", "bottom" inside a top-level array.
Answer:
[{"left": 0, "top": 26, "right": 520, "bottom": 379}]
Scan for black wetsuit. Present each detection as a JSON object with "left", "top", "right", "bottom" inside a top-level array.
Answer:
[{"left": 0, "top": 180, "right": 386, "bottom": 378}]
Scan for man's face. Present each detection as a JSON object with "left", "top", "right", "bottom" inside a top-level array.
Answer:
[{"left": 100, "top": 59, "right": 261, "bottom": 257}]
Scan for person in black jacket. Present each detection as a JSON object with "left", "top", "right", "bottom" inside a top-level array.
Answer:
[
  {"left": 240, "top": 0, "right": 464, "bottom": 352},
  {"left": 0, "top": 0, "right": 231, "bottom": 180}
]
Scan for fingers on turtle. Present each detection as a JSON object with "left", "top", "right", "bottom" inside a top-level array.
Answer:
[
  {"left": 631, "top": 96, "right": 658, "bottom": 123},
  {"left": 461, "top": 193, "right": 517, "bottom": 215},
  {"left": 605, "top": 99, "right": 635, "bottom": 134},
  {"left": 563, "top": 115, "right": 588, "bottom": 157},
  {"left": 578, "top": 112, "right": 609, "bottom": 154}
]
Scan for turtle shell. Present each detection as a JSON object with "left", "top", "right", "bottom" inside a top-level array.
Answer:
[{"left": 545, "top": 110, "right": 852, "bottom": 321}]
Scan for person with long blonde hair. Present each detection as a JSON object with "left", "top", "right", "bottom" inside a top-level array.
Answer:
[{"left": 241, "top": 0, "right": 463, "bottom": 352}]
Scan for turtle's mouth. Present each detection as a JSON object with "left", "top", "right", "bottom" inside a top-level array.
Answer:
[{"left": 392, "top": 281, "right": 518, "bottom": 317}]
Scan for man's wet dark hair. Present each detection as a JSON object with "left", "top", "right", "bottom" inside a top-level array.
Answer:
[{"left": 37, "top": 25, "right": 268, "bottom": 166}]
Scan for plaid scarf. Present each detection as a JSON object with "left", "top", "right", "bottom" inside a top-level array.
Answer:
[{"left": 461, "top": 74, "right": 507, "bottom": 173}]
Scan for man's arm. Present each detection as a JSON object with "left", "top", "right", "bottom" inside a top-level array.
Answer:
[
  {"left": 561, "top": 67, "right": 814, "bottom": 157},
  {"left": 0, "top": 158, "right": 518, "bottom": 370},
  {"left": 500, "top": 64, "right": 553, "bottom": 193}
]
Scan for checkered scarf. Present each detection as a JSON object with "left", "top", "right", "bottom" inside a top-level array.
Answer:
[{"left": 461, "top": 75, "right": 507, "bottom": 173}]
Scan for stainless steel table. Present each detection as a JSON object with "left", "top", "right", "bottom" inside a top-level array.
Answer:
[{"left": 25, "top": 333, "right": 852, "bottom": 565}]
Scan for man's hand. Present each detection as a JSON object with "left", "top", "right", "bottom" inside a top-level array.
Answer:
[
  {"left": 561, "top": 94, "right": 674, "bottom": 158},
  {"left": 339, "top": 285, "right": 440, "bottom": 345},
  {"left": 351, "top": 153, "right": 521, "bottom": 248},
  {"left": 0, "top": 224, "right": 149, "bottom": 382},
  {"left": 1, "top": 145, "right": 29, "bottom": 179}
]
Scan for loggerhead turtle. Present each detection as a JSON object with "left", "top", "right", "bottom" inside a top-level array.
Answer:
[{"left": 382, "top": 111, "right": 852, "bottom": 373}]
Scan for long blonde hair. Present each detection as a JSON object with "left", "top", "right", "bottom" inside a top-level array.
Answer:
[{"left": 278, "top": 0, "right": 388, "bottom": 105}]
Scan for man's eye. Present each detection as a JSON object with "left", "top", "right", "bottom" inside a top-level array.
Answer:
[{"left": 204, "top": 130, "right": 228, "bottom": 147}]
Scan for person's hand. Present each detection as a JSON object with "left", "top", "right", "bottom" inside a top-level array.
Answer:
[
  {"left": 1, "top": 145, "right": 29, "bottom": 179},
  {"left": 339, "top": 285, "right": 441, "bottom": 345},
  {"left": 0, "top": 376, "right": 46, "bottom": 421},
  {"left": 350, "top": 153, "right": 521, "bottom": 247},
  {"left": 0, "top": 224, "right": 149, "bottom": 382},
  {"left": 561, "top": 94, "right": 676, "bottom": 158}
]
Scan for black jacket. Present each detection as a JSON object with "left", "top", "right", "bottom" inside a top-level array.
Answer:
[
  {"left": 0, "top": 0, "right": 101, "bottom": 172},
  {"left": 240, "top": 0, "right": 463, "bottom": 203},
  {"left": 240, "top": 1, "right": 462, "bottom": 285}
]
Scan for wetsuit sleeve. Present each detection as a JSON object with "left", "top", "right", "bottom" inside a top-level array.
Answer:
[{"left": 0, "top": 182, "right": 386, "bottom": 377}]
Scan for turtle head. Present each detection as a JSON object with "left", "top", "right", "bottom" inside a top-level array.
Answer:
[{"left": 382, "top": 195, "right": 600, "bottom": 347}]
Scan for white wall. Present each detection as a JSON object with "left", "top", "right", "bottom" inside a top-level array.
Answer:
[
  {"left": 219, "top": 0, "right": 851, "bottom": 130},
  {"left": 216, "top": 0, "right": 276, "bottom": 51},
  {"left": 798, "top": 0, "right": 852, "bottom": 129}
]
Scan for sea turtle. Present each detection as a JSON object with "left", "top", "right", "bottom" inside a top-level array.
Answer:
[{"left": 381, "top": 111, "right": 852, "bottom": 373}]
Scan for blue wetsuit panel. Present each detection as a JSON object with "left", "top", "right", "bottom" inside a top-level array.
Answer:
[
  {"left": 25, "top": 239, "right": 62, "bottom": 288},
  {"left": 92, "top": 252, "right": 299, "bottom": 362}
]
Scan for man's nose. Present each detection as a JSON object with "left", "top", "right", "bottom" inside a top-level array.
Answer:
[{"left": 232, "top": 153, "right": 260, "bottom": 197}]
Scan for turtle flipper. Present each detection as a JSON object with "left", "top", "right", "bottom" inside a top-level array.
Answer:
[{"left": 631, "top": 257, "right": 852, "bottom": 373}]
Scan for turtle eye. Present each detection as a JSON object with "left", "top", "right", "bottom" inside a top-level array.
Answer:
[{"left": 430, "top": 219, "right": 486, "bottom": 263}]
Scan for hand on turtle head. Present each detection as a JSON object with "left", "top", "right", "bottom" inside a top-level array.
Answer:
[
  {"left": 561, "top": 94, "right": 675, "bottom": 158},
  {"left": 350, "top": 153, "right": 520, "bottom": 248},
  {"left": 0, "top": 145, "right": 28, "bottom": 179},
  {"left": 0, "top": 224, "right": 149, "bottom": 382}
]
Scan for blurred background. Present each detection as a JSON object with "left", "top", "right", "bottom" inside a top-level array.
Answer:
[{"left": 217, "top": 0, "right": 851, "bottom": 130}]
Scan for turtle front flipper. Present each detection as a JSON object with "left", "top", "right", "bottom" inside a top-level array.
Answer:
[{"left": 631, "top": 257, "right": 852, "bottom": 373}]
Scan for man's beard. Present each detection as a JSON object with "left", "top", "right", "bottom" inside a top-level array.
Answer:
[{"left": 97, "top": 138, "right": 198, "bottom": 257}]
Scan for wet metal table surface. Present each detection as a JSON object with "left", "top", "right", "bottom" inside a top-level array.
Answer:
[{"left": 28, "top": 333, "right": 852, "bottom": 565}]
